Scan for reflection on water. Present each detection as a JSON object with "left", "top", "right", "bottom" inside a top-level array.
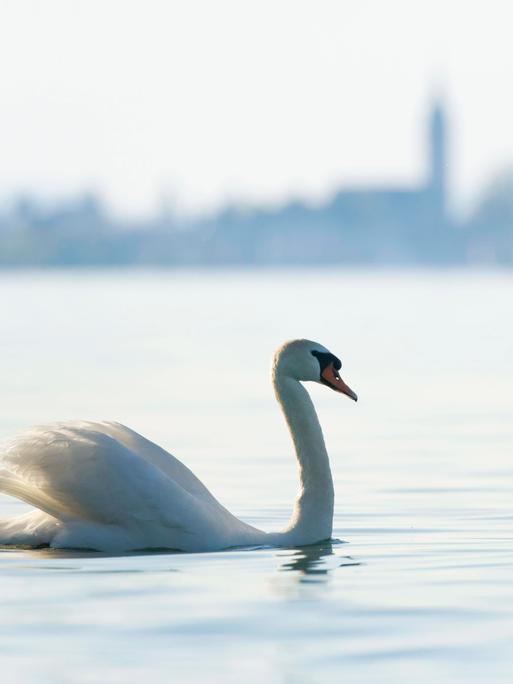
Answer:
[
  {"left": 278, "top": 541, "right": 361, "bottom": 580},
  {"left": 0, "top": 545, "right": 181, "bottom": 560},
  {"left": 0, "top": 270, "right": 512, "bottom": 684}
]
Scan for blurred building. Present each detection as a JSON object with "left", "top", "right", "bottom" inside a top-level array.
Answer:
[
  {"left": 201, "top": 99, "right": 458, "bottom": 265},
  {"left": 1, "top": 98, "right": 512, "bottom": 266}
]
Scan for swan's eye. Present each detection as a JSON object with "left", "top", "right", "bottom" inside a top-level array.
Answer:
[
  {"left": 311, "top": 350, "right": 342, "bottom": 381},
  {"left": 311, "top": 350, "right": 342, "bottom": 373}
]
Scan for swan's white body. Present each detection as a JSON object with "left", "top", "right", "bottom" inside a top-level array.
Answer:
[{"left": 0, "top": 340, "right": 356, "bottom": 552}]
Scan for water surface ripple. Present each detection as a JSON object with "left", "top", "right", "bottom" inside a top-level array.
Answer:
[{"left": 0, "top": 270, "right": 512, "bottom": 683}]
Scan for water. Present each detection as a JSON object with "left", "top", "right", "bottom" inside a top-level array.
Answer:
[{"left": 0, "top": 269, "right": 512, "bottom": 683}]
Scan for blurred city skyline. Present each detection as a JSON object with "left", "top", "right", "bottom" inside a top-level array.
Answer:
[
  {"left": 2, "top": 95, "right": 513, "bottom": 266},
  {"left": 2, "top": 1, "right": 513, "bottom": 218}
]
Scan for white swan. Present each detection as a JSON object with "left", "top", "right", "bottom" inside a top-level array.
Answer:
[{"left": 0, "top": 339, "right": 357, "bottom": 552}]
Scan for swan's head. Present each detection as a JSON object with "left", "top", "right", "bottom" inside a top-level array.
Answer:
[{"left": 273, "top": 339, "right": 357, "bottom": 401}]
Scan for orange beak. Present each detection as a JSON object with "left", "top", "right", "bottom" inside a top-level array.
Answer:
[{"left": 321, "top": 363, "right": 358, "bottom": 401}]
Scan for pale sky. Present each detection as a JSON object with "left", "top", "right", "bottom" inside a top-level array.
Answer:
[{"left": 1, "top": 0, "right": 513, "bottom": 218}]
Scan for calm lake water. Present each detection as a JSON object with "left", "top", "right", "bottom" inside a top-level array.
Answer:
[{"left": 0, "top": 269, "right": 512, "bottom": 683}]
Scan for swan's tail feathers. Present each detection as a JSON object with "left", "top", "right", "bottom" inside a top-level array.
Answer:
[
  {"left": 0, "top": 509, "right": 59, "bottom": 548},
  {"left": 0, "top": 469, "right": 66, "bottom": 521}
]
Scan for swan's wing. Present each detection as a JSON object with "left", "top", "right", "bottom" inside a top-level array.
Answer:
[
  {"left": 0, "top": 424, "right": 225, "bottom": 548},
  {"left": 74, "top": 421, "right": 222, "bottom": 507}
]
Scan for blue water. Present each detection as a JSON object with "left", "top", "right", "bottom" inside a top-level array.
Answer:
[{"left": 0, "top": 269, "right": 512, "bottom": 683}]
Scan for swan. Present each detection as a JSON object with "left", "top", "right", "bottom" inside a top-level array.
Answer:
[{"left": 0, "top": 339, "right": 357, "bottom": 552}]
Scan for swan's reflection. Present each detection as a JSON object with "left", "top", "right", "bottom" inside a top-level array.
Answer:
[{"left": 277, "top": 540, "right": 360, "bottom": 583}]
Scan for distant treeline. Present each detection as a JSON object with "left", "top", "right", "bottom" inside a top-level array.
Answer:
[{"left": 0, "top": 173, "right": 512, "bottom": 267}]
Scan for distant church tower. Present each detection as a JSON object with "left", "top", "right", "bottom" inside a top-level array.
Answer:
[{"left": 428, "top": 99, "right": 447, "bottom": 217}]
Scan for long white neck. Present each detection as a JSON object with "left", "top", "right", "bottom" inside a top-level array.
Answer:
[{"left": 272, "top": 371, "right": 334, "bottom": 545}]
